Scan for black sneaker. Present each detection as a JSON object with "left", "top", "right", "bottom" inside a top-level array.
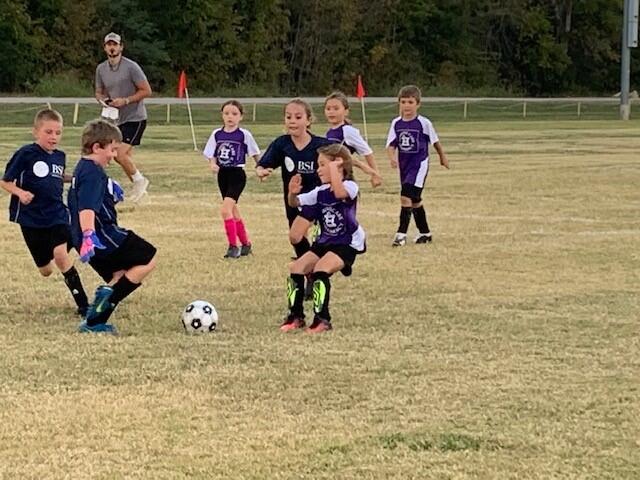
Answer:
[
  {"left": 415, "top": 234, "right": 432, "bottom": 244},
  {"left": 240, "top": 243, "right": 252, "bottom": 256},
  {"left": 306, "top": 317, "right": 333, "bottom": 333},
  {"left": 224, "top": 245, "right": 241, "bottom": 258}
]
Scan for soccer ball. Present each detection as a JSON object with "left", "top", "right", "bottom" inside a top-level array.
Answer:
[{"left": 181, "top": 300, "right": 218, "bottom": 333}]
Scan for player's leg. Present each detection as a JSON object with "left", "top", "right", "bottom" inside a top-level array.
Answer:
[
  {"left": 393, "top": 189, "right": 413, "bottom": 246},
  {"left": 307, "top": 252, "right": 346, "bottom": 333},
  {"left": 281, "top": 251, "right": 319, "bottom": 331},
  {"left": 412, "top": 199, "right": 432, "bottom": 243},
  {"left": 118, "top": 121, "right": 149, "bottom": 203},
  {"left": 221, "top": 197, "right": 240, "bottom": 258},
  {"left": 52, "top": 241, "right": 89, "bottom": 315},
  {"left": 21, "top": 226, "right": 54, "bottom": 276}
]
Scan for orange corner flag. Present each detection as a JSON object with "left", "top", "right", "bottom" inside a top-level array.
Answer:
[
  {"left": 177, "top": 71, "right": 188, "bottom": 98},
  {"left": 356, "top": 75, "right": 366, "bottom": 98}
]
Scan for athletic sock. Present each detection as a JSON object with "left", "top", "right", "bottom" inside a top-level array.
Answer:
[
  {"left": 235, "top": 218, "right": 250, "bottom": 245},
  {"left": 287, "top": 274, "right": 305, "bottom": 318},
  {"left": 223, "top": 218, "right": 237, "bottom": 246},
  {"left": 110, "top": 275, "right": 141, "bottom": 306},
  {"left": 62, "top": 266, "right": 88, "bottom": 311},
  {"left": 311, "top": 271, "right": 331, "bottom": 321},
  {"left": 132, "top": 171, "right": 144, "bottom": 182},
  {"left": 398, "top": 206, "right": 412, "bottom": 234},
  {"left": 412, "top": 205, "right": 431, "bottom": 234}
]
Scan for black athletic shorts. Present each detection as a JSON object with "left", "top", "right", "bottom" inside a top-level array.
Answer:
[
  {"left": 89, "top": 231, "right": 156, "bottom": 282},
  {"left": 20, "top": 224, "right": 71, "bottom": 268},
  {"left": 401, "top": 183, "right": 424, "bottom": 203},
  {"left": 309, "top": 243, "right": 364, "bottom": 276},
  {"left": 217, "top": 167, "right": 246, "bottom": 201},
  {"left": 119, "top": 120, "right": 147, "bottom": 146}
]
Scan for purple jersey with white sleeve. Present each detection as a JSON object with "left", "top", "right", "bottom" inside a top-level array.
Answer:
[
  {"left": 385, "top": 115, "right": 439, "bottom": 188},
  {"left": 326, "top": 124, "right": 373, "bottom": 156},
  {"left": 203, "top": 127, "right": 260, "bottom": 168},
  {"left": 297, "top": 180, "right": 365, "bottom": 251}
]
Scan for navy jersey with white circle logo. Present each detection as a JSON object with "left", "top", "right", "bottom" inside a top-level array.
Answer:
[{"left": 2, "top": 143, "right": 69, "bottom": 228}]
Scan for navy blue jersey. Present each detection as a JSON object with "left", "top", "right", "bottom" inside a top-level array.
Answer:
[
  {"left": 2, "top": 143, "right": 69, "bottom": 228},
  {"left": 67, "top": 159, "right": 129, "bottom": 254},
  {"left": 258, "top": 134, "right": 332, "bottom": 195}
]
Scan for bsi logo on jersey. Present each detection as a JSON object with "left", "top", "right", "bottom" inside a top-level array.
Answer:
[
  {"left": 297, "top": 161, "right": 315, "bottom": 173},
  {"left": 51, "top": 164, "right": 65, "bottom": 177}
]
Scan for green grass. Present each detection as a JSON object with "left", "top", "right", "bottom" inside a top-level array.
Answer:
[{"left": 0, "top": 120, "right": 638, "bottom": 479}]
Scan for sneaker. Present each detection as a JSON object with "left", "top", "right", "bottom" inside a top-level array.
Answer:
[
  {"left": 78, "top": 320, "right": 118, "bottom": 335},
  {"left": 240, "top": 243, "right": 252, "bottom": 256},
  {"left": 392, "top": 234, "right": 407, "bottom": 247},
  {"left": 85, "top": 285, "right": 114, "bottom": 323},
  {"left": 306, "top": 317, "right": 333, "bottom": 334},
  {"left": 76, "top": 305, "right": 88, "bottom": 317},
  {"left": 224, "top": 245, "right": 241, "bottom": 258},
  {"left": 130, "top": 177, "right": 149, "bottom": 203},
  {"left": 415, "top": 233, "right": 433, "bottom": 244},
  {"left": 279, "top": 315, "right": 306, "bottom": 332}
]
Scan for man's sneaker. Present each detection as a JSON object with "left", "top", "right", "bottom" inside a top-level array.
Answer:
[
  {"left": 130, "top": 177, "right": 149, "bottom": 203},
  {"left": 415, "top": 233, "right": 433, "bottom": 244},
  {"left": 240, "top": 243, "right": 252, "bottom": 256},
  {"left": 78, "top": 320, "right": 118, "bottom": 335},
  {"left": 85, "top": 285, "right": 114, "bottom": 323},
  {"left": 306, "top": 317, "right": 333, "bottom": 334},
  {"left": 392, "top": 234, "right": 407, "bottom": 247},
  {"left": 279, "top": 315, "right": 305, "bottom": 332},
  {"left": 224, "top": 245, "right": 241, "bottom": 258}
]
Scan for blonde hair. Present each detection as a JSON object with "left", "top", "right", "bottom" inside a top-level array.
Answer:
[
  {"left": 81, "top": 119, "right": 122, "bottom": 154},
  {"left": 324, "top": 91, "right": 352, "bottom": 125},
  {"left": 285, "top": 98, "right": 315, "bottom": 125},
  {"left": 317, "top": 143, "right": 354, "bottom": 180},
  {"left": 398, "top": 85, "right": 422, "bottom": 103},
  {"left": 34, "top": 108, "right": 63, "bottom": 127}
]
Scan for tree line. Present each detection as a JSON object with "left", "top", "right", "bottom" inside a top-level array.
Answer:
[{"left": 0, "top": 0, "right": 637, "bottom": 96}]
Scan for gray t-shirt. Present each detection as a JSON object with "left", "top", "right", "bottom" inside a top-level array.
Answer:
[{"left": 95, "top": 56, "right": 148, "bottom": 124}]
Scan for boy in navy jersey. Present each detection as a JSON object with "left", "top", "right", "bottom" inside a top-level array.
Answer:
[
  {"left": 0, "top": 109, "right": 89, "bottom": 316},
  {"left": 203, "top": 100, "right": 260, "bottom": 258},
  {"left": 68, "top": 119, "right": 157, "bottom": 334},
  {"left": 256, "top": 98, "right": 331, "bottom": 259},
  {"left": 386, "top": 85, "right": 449, "bottom": 246},
  {"left": 282, "top": 144, "right": 366, "bottom": 333}
]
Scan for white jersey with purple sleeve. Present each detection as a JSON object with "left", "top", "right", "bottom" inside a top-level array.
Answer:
[
  {"left": 297, "top": 180, "right": 365, "bottom": 251},
  {"left": 203, "top": 127, "right": 260, "bottom": 168},
  {"left": 385, "top": 115, "right": 439, "bottom": 188},
  {"left": 326, "top": 124, "right": 373, "bottom": 156}
]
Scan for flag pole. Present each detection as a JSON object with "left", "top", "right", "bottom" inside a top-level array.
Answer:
[
  {"left": 184, "top": 87, "right": 198, "bottom": 151},
  {"left": 360, "top": 97, "right": 368, "bottom": 143}
]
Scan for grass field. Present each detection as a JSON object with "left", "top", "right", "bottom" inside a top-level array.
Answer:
[{"left": 0, "top": 119, "right": 638, "bottom": 479}]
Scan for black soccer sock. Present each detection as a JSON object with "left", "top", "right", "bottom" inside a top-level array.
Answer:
[
  {"left": 412, "top": 206, "right": 431, "bottom": 234},
  {"left": 398, "top": 206, "right": 412, "bottom": 234},
  {"left": 287, "top": 274, "right": 305, "bottom": 318},
  {"left": 62, "top": 265, "right": 88, "bottom": 310},
  {"left": 292, "top": 237, "right": 310, "bottom": 258},
  {"left": 110, "top": 275, "right": 141, "bottom": 306},
  {"left": 311, "top": 271, "right": 331, "bottom": 321}
]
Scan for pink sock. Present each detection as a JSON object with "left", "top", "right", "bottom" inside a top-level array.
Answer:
[
  {"left": 223, "top": 219, "right": 237, "bottom": 246},
  {"left": 235, "top": 219, "right": 250, "bottom": 245}
]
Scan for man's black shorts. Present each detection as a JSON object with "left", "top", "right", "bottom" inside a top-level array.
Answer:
[
  {"left": 119, "top": 120, "right": 147, "bottom": 146},
  {"left": 89, "top": 231, "right": 156, "bottom": 282},
  {"left": 217, "top": 167, "right": 246, "bottom": 201},
  {"left": 20, "top": 224, "right": 71, "bottom": 268}
]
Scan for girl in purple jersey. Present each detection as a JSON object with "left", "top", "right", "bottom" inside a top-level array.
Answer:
[
  {"left": 203, "top": 100, "right": 261, "bottom": 258},
  {"left": 281, "top": 143, "right": 366, "bottom": 334},
  {"left": 386, "top": 85, "right": 449, "bottom": 247},
  {"left": 324, "top": 91, "right": 382, "bottom": 188}
]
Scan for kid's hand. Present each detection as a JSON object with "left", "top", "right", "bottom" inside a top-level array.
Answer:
[
  {"left": 390, "top": 157, "right": 398, "bottom": 169},
  {"left": 79, "top": 230, "right": 106, "bottom": 263},
  {"left": 440, "top": 154, "right": 450, "bottom": 169},
  {"left": 209, "top": 160, "right": 220, "bottom": 174},
  {"left": 18, "top": 190, "right": 34, "bottom": 205},
  {"left": 256, "top": 166, "right": 273, "bottom": 181},
  {"left": 288, "top": 174, "right": 302, "bottom": 194},
  {"left": 329, "top": 159, "right": 344, "bottom": 172},
  {"left": 370, "top": 173, "right": 383, "bottom": 188}
]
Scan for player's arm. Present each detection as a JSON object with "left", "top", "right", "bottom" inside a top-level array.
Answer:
[
  {"left": 79, "top": 209, "right": 96, "bottom": 233},
  {"left": 0, "top": 179, "right": 34, "bottom": 204},
  {"left": 110, "top": 79, "right": 152, "bottom": 108},
  {"left": 433, "top": 141, "right": 449, "bottom": 169},
  {"left": 207, "top": 157, "right": 220, "bottom": 173},
  {"left": 287, "top": 174, "right": 302, "bottom": 207},
  {"left": 256, "top": 140, "right": 281, "bottom": 180},
  {"left": 387, "top": 146, "right": 398, "bottom": 169},
  {"left": 329, "top": 161, "right": 349, "bottom": 199}
]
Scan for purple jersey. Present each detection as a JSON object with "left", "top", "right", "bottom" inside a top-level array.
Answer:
[
  {"left": 203, "top": 127, "right": 260, "bottom": 168},
  {"left": 326, "top": 124, "right": 372, "bottom": 156},
  {"left": 385, "top": 115, "right": 439, "bottom": 188},
  {"left": 297, "top": 180, "right": 365, "bottom": 251}
]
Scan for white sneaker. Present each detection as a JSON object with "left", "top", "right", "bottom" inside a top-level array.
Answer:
[
  {"left": 130, "top": 177, "right": 149, "bottom": 203},
  {"left": 392, "top": 233, "right": 407, "bottom": 247}
]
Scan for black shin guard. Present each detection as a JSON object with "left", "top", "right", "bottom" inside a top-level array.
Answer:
[
  {"left": 287, "top": 274, "right": 305, "bottom": 317},
  {"left": 398, "top": 206, "right": 412, "bottom": 234},
  {"left": 412, "top": 205, "right": 430, "bottom": 234},
  {"left": 292, "top": 237, "right": 310, "bottom": 258},
  {"left": 110, "top": 276, "right": 141, "bottom": 306},
  {"left": 311, "top": 271, "right": 331, "bottom": 321},
  {"left": 62, "top": 266, "right": 88, "bottom": 310}
]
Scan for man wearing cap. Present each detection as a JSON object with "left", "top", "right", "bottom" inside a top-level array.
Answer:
[{"left": 95, "top": 32, "right": 151, "bottom": 203}]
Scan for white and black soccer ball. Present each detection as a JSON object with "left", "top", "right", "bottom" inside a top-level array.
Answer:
[{"left": 182, "top": 300, "right": 218, "bottom": 334}]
